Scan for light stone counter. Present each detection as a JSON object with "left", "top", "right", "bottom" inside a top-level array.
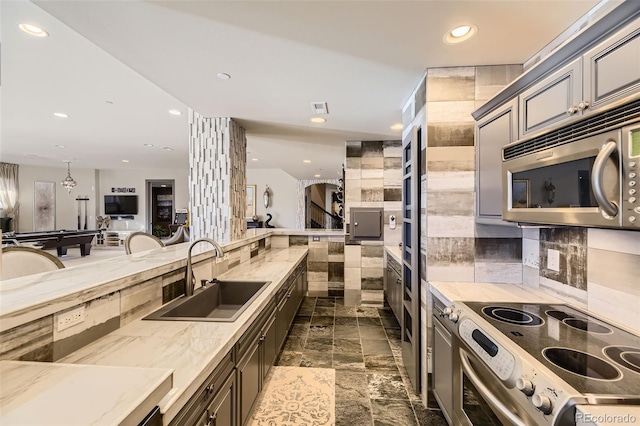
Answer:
[
  {"left": 58, "top": 247, "right": 308, "bottom": 425},
  {"left": 429, "top": 281, "right": 563, "bottom": 305},
  {"left": 0, "top": 360, "right": 172, "bottom": 426},
  {"left": 384, "top": 245, "right": 402, "bottom": 264}
]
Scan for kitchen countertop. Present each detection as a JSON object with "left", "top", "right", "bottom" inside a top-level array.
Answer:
[
  {"left": 384, "top": 245, "right": 402, "bottom": 264},
  {"left": 0, "top": 229, "right": 339, "bottom": 332},
  {"left": 429, "top": 281, "right": 563, "bottom": 305},
  {"left": 0, "top": 360, "right": 173, "bottom": 426},
  {"left": 57, "top": 247, "right": 308, "bottom": 425}
]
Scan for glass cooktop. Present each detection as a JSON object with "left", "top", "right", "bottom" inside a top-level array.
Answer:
[{"left": 463, "top": 302, "right": 640, "bottom": 397}]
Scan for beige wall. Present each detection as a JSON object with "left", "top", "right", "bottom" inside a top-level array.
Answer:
[
  {"left": 247, "top": 168, "right": 299, "bottom": 228},
  {"left": 16, "top": 164, "right": 188, "bottom": 233}
]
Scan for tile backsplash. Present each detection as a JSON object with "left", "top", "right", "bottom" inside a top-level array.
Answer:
[{"left": 523, "top": 227, "right": 640, "bottom": 333}]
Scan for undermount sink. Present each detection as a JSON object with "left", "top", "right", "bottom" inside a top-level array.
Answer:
[{"left": 143, "top": 280, "right": 270, "bottom": 322}]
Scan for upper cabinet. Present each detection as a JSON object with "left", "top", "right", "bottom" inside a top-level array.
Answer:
[
  {"left": 583, "top": 17, "right": 640, "bottom": 113},
  {"left": 519, "top": 58, "right": 582, "bottom": 137},
  {"left": 476, "top": 99, "right": 518, "bottom": 221},
  {"left": 519, "top": 16, "right": 640, "bottom": 139}
]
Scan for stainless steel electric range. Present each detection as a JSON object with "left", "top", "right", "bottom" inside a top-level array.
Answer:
[{"left": 438, "top": 301, "right": 640, "bottom": 425}]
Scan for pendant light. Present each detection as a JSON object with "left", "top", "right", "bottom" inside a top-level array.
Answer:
[{"left": 61, "top": 161, "right": 77, "bottom": 193}]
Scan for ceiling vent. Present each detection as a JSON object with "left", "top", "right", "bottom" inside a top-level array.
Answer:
[{"left": 311, "top": 102, "right": 329, "bottom": 115}]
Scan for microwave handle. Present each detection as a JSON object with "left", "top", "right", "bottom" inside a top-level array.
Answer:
[
  {"left": 459, "top": 349, "right": 527, "bottom": 426},
  {"left": 591, "top": 141, "right": 618, "bottom": 218}
]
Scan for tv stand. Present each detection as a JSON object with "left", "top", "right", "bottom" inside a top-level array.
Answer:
[{"left": 109, "top": 215, "right": 135, "bottom": 220}]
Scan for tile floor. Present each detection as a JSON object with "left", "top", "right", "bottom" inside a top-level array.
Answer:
[{"left": 274, "top": 296, "right": 449, "bottom": 426}]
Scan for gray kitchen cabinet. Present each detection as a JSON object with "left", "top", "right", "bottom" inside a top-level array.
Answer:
[
  {"left": 519, "top": 58, "right": 582, "bottom": 137},
  {"left": 432, "top": 316, "right": 453, "bottom": 424},
  {"left": 169, "top": 352, "right": 236, "bottom": 426},
  {"left": 519, "top": 17, "right": 640, "bottom": 138},
  {"left": 236, "top": 300, "right": 276, "bottom": 426},
  {"left": 475, "top": 98, "right": 518, "bottom": 222},
  {"left": 385, "top": 255, "right": 402, "bottom": 323},
  {"left": 192, "top": 370, "right": 236, "bottom": 426},
  {"left": 583, "top": 16, "right": 640, "bottom": 114}
]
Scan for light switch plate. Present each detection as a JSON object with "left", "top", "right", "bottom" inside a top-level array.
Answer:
[{"left": 547, "top": 249, "right": 560, "bottom": 272}]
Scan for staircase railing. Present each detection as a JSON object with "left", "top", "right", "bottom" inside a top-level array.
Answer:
[{"left": 310, "top": 201, "right": 343, "bottom": 229}]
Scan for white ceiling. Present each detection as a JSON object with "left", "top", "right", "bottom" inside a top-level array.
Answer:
[{"left": 1, "top": 0, "right": 602, "bottom": 180}]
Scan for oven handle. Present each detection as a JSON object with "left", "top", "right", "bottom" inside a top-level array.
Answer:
[
  {"left": 459, "top": 349, "right": 527, "bottom": 426},
  {"left": 591, "top": 140, "right": 618, "bottom": 218}
]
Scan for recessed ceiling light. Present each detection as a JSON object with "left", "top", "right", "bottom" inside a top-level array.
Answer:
[
  {"left": 444, "top": 24, "right": 478, "bottom": 44},
  {"left": 18, "top": 23, "right": 48, "bottom": 37},
  {"left": 54, "top": 144, "right": 65, "bottom": 148},
  {"left": 314, "top": 174, "right": 321, "bottom": 178},
  {"left": 252, "top": 158, "right": 259, "bottom": 162},
  {"left": 310, "top": 117, "right": 326, "bottom": 124},
  {"left": 162, "top": 147, "right": 174, "bottom": 151},
  {"left": 303, "top": 160, "right": 311, "bottom": 163},
  {"left": 217, "top": 73, "right": 231, "bottom": 80},
  {"left": 144, "top": 143, "right": 154, "bottom": 147},
  {"left": 168, "top": 109, "right": 182, "bottom": 116},
  {"left": 122, "top": 159, "right": 130, "bottom": 163},
  {"left": 390, "top": 123, "right": 403, "bottom": 131},
  {"left": 53, "top": 112, "right": 69, "bottom": 118},
  {"left": 160, "top": 184, "right": 167, "bottom": 188}
]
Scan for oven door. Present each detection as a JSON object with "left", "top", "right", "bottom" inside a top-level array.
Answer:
[
  {"left": 502, "top": 127, "right": 622, "bottom": 228},
  {"left": 453, "top": 345, "right": 537, "bottom": 426}
]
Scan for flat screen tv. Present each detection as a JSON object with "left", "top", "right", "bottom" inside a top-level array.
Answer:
[{"left": 105, "top": 195, "right": 138, "bottom": 215}]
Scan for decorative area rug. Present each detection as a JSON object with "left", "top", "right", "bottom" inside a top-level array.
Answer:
[{"left": 248, "top": 366, "right": 335, "bottom": 426}]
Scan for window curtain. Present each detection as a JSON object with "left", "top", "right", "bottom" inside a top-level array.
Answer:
[{"left": 0, "top": 162, "right": 20, "bottom": 232}]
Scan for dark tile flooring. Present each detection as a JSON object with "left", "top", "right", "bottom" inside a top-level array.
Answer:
[{"left": 275, "top": 297, "right": 449, "bottom": 425}]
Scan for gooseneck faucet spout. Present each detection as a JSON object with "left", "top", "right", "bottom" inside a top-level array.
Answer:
[{"left": 185, "top": 238, "right": 225, "bottom": 297}]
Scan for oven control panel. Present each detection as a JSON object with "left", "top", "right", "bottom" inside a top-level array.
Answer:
[{"left": 459, "top": 318, "right": 516, "bottom": 381}]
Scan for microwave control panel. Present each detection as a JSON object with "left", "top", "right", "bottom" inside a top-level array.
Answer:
[{"left": 624, "top": 127, "right": 640, "bottom": 227}]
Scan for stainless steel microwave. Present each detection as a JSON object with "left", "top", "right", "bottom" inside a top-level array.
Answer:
[{"left": 502, "top": 109, "right": 640, "bottom": 230}]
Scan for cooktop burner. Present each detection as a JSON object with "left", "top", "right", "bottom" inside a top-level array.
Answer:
[
  {"left": 542, "top": 347, "right": 621, "bottom": 381},
  {"left": 604, "top": 346, "right": 640, "bottom": 374},
  {"left": 482, "top": 306, "right": 544, "bottom": 326},
  {"left": 546, "top": 309, "right": 612, "bottom": 334}
]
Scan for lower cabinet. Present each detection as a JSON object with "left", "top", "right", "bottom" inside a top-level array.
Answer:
[
  {"left": 171, "top": 257, "right": 308, "bottom": 426},
  {"left": 385, "top": 256, "right": 402, "bottom": 323}
]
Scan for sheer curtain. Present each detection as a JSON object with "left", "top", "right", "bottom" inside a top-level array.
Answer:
[{"left": 0, "top": 162, "right": 19, "bottom": 231}]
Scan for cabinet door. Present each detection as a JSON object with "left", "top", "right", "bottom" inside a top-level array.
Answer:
[
  {"left": 204, "top": 371, "right": 236, "bottom": 426},
  {"left": 432, "top": 319, "right": 453, "bottom": 424},
  {"left": 583, "top": 16, "right": 640, "bottom": 114},
  {"left": 238, "top": 340, "right": 261, "bottom": 426},
  {"left": 519, "top": 57, "right": 582, "bottom": 137},
  {"left": 476, "top": 98, "right": 518, "bottom": 221},
  {"left": 262, "top": 314, "right": 277, "bottom": 380}
]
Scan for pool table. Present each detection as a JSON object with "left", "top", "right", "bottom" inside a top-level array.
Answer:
[{"left": 4, "top": 230, "right": 102, "bottom": 257}]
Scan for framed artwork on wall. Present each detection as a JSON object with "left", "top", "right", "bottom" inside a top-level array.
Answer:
[
  {"left": 34, "top": 181, "right": 56, "bottom": 231},
  {"left": 246, "top": 185, "right": 256, "bottom": 218}
]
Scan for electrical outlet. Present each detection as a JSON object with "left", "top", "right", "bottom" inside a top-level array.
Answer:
[
  {"left": 57, "top": 306, "right": 86, "bottom": 332},
  {"left": 313, "top": 236, "right": 320, "bottom": 241},
  {"left": 547, "top": 249, "right": 560, "bottom": 272}
]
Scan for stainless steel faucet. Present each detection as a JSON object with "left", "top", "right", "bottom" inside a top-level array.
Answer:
[{"left": 185, "top": 238, "right": 225, "bottom": 297}]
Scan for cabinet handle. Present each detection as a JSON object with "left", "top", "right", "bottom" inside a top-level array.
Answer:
[
  {"left": 577, "top": 101, "right": 590, "bottom": 111},
  {"left": 259, "top": 333, "right": 266, "bottom": 342},
  {"left": 566, "top": 106, "right": 578, "bottom": 115},
  {"left": 205, "top": 384, "right": 214, "bottom": 394},
  {"left": 206, "top": 412, "right": 217, "bottom": 426}
]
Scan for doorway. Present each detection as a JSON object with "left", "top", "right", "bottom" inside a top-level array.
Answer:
[
  {"left": 305, "top": 183, "right": 342, "bottom": 229},
  {"left": 145, "top": 179, "right": 175, "bottom": 237}
]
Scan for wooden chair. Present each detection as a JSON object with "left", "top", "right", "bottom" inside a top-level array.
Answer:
[
  {"left": 1, "top": 246, "right": 65, "bottom": 280},
  {"left": 124, "top": 232, "right": 164, "bottom": 254}
]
